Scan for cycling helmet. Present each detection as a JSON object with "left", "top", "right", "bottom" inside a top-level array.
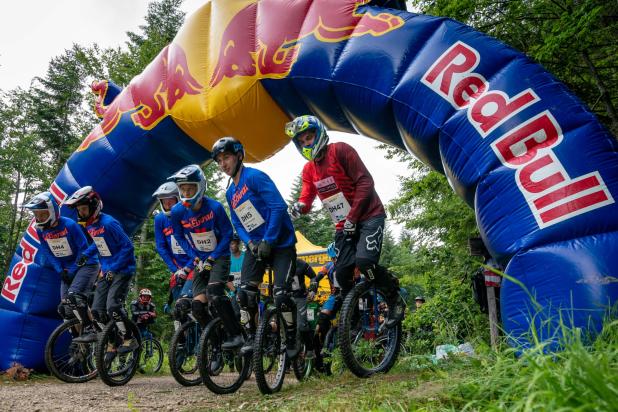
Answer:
[
  {"left": 211, "top": 137, "right": 245, "bottom": 178},
  {"left": 139, "top": 288, "right": 152, "bottom": 304},
  {"left": 285, "top": 115, "right": 329, "bottom": 161},
  {"left": 64, "top": 186, "right": 102, "bottom": 226},
  {"left": 414, "top": 296, "right": 426, "bottom": 302},
  {"left": 152, "top": 182, "right": 179, "bottom": 216},
  {"left": 326, "top": 242, "right": 337, "bottom": 259},
  {"left": 168, "top": 164, "right": 206, "bottom": 208},
  {"left": 24, "top": 192, "right": 60, "bottom": 229}
]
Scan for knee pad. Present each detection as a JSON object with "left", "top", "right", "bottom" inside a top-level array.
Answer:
[
  {"left": 108, "top": 305, "right": 128, "bottom": 322},
  {"left": 206, "top": 283, "right": 226, "bottom": 301},
  {"left": 356, "top": 258, "right": 378, "bottom": 281},
  {"left": 335, "top": 264, "right": 356, "bottom": 290},
  {"left": 273, "top": 286, "right": 294, "bottom": 312},
  {"left": 191, "top": 299, "right": 209, "bottom": 325},
  {"left": 91, "top": 309, "right": 109, "bottom": 324},
  {"left": 57, "top": 302, "right": 75, "bottom": 320},
  {"left": 67, "top": 292, "right": 89, "bottom": 309},
  {"left": 174, "top": 297, "right": 192, "bottom": 321},
  {"left": 238, "top": 284, "right": 259, "bottom": 311}
]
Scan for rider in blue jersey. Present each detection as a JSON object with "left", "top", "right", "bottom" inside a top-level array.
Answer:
[
  {"left": 168, "top": 164, "right": 242, "bottom": 349},
  {"left": 212, "top": 137, "right": 298, "bottom": 357},
  {"left": 152, "top": 182, "right": 193, "bottom": 327},
  {"left": 65, "top": 186, "right": 137, "bottom": 354},
  {"left": 24, "top": 192, "right": 101, "bottom": 340}
]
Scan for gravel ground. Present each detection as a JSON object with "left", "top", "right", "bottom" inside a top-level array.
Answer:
[{"left": 0, "top": 375, "right": 263, "bottom": 412}]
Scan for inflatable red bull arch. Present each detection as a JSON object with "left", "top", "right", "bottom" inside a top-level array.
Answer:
[{"left": 2, "top": 0, "right": 618, "bottom": 370}]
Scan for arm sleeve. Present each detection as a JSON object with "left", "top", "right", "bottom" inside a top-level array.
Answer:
[
  {"left": 227, "top": 189, "right": 251, "bottom": 245},
  {"left": 337, "top": 143, "right": 375, "bottom": 223},
  {"left": 297, "top": 165, "right": 317, "bottom": 213},
  {"left": 314, "top": 267, "right": 326, "bottom": 284},
  {"left": 82, "top": 236, "right": 99, "bottom": 259},
  {"left": 253, "top": 172, "right": 289, "bottom": 244},
  {"left": 170, "top": 207, "right": 198, "bottom": 269},
  {"left": 130, "top": 302, "right": 139, "bottom": 322},
  {"left": 154, "top": 215, "right": 179, "bottom": 272},
  {"left": 210, "top": 202, "right": 233, "bottom": 260},
  {"left": 106, "top": 220, "right": 135, "bottom": 273},
  {"left": 305, "top": 263, "right": 317, "bottom": 280},
  {"left": 69, "top": 221, "right": 93, "bottom": 266}
]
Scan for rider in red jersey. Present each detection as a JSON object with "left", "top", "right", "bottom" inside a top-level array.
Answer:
[{"left": 287, "top": 115, "right": 405, "bottom": 327}]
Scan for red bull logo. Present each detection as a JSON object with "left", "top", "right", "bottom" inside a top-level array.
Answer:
[
  {"left": 210, "top": 0, "right": 404, "bottom": 87},
  {"left": 78, "top": 43, "right": 203, "bottom": 152},
  {"left": 422, "top": 41, "right": 615, "bottom": 228}
]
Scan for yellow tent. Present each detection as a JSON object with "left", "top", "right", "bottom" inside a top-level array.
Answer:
[{"left": 260, "top": 231, "right": 332, "bottom": 302}]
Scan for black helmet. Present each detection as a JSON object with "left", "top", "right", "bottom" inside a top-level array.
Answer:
[
  {"left": 212, "top": 137, "right": 244, "bottom": 160},
  {"left": 64, "top": 186, "right": 102, "bottom": 225}
]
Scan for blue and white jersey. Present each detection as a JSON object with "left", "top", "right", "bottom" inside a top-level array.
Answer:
[
  {"left": 226, "top": 166, "right": 295, "bottom": 248},
  {"left": 154, "top": 212, "right": 191, "bottom": 272},
  {"left": 169, "top": 197, "right": 233, "bottom": 269},
  {"left": 37, "top": 216, "right": 98, "bottom": 275},
  {"left": 83, "top": 212, "right": 136, "bottom": 274}
]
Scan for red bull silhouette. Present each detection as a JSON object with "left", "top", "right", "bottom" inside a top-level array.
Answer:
[
  {"left": 78, "top": 43, "right": 203, "bottom": 152},
  {"left": 210, "top": 0, "right": 404, "bottom": 87}
]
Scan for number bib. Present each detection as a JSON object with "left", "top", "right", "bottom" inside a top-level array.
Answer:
[
  {"left": 46, "top": 237, "right": 73, "bottom": 258},
  {"left": 322, "top": 192, "right": 351, "bottom": 223},
  {"left": 190, "top": 231, "right": 217, "bottom": 252},
  {"left": 93, "top": 236, "right": 112, "bottom": 257},
  {"left": 234, "top": 200, "right": 265, "bottom": 232},
  {"left": 170, "top": 236, "right": 186, "bottom": 255},
  {"left": 231, "top": 272, "right": 241, "bottom": 288},
  {"left": 307, "top": 308, "right": 315, "bottom": 322}
]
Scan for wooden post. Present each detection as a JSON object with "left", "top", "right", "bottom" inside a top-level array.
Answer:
[{"left": 486, "top": 286, "right": 499, "bottom": 349}]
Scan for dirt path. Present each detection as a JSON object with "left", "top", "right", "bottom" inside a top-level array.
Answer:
[{"left": 0, "top": 375, "right": 265, "bottom": 412}]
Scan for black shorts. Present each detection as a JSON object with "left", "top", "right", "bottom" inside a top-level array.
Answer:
[
  {"left": 241, "top": 246, "right": 296, "bottom": 290},
  {"left": 193, "top": 256, "right": 230, "bottom": 298},
  {"left": 334, "top": 215, "right": 385, "bottom": 270}
]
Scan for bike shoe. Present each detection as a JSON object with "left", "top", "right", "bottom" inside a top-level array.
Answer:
[
  {"left": 221, "top": 334, "right": 244, "bottom": 350},
  {"left": 117, "top": 338, "right": 139, "bottom": 354},
  {"left": 72, "top": 328, "right": 99, "bottom": 344},
  {"left": 385, "top": 293, "right": 406, "bottom": 328},
  {"left": 239, "top": 335, "right": 254, "bottom": 356}
]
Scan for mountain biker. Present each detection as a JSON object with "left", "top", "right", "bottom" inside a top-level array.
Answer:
[
  {"left": 131, "top": 288, "right": 157, "bottom": 337},
  {"left": 168, "top": 164, "right": 242, "bottom": 349},
  {"left": 64, "top": 186, "right": 137, "bottom": 354},
  {"left": 152, "top": 182, "right": 194, "bottom": 327},
  {"left": 24, "top": 192, "right": 101, "bottom": 341},
  {"left": 292, "top": 258, "right": 318, "bottom": 360},
  {"left": 287, "top": 115, "right": 405, "bottom": 327},
  {"left": 211, "top": 137, "right": 298, "bottom": 357}
]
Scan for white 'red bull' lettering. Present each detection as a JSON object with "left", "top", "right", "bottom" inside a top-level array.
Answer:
[{"left": 422, "top": 41, "right": 614, "bottom": 228}]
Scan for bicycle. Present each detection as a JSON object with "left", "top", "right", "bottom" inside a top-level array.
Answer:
[
  {"left": 197, "top": 315, "right": 251, "bottom": 394},
  {"left": 169, "top": 317, "right": 202, "bottom": 386},
  {"left": 337, "top": 280, "right": 403, "bottom": 378},
  {"left": 137, "top": 326, "right": 163, "bottom": 374},
  {"left": 253, "top": 264, "right": 308, "bottom": 394},
  {"left": 45, "top": 317, "right": 98, "bottom": 383},
  {"left": 94, "top": 319, "right": 142, "bottom": 386}
]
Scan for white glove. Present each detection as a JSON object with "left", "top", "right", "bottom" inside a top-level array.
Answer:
[{"left": 289, "top": 202, "right": 305, "bottom": 220}]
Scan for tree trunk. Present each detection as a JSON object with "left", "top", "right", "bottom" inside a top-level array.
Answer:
[
  {"left": 581, "top": 50, "right": 618, "bottom": 135},
  {"left": 3, "top": 171, "right": 22, "bottom": 275}
]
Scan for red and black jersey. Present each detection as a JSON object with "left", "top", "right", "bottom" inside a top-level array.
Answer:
[{"left": 298, "top": 142, "right": 385, "bottom": 230}]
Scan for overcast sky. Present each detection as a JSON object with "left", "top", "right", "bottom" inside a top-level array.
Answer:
[{"left": 0, "top": 0, "right": 411, "bottom": 237}]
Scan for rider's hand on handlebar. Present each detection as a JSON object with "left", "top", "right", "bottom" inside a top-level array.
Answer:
[
  {"left": 248, "top": 241, "right": 259, "bottom": 257},
  {"left": 257, "top": 240, "right": 271, "bottom": 260},
  {"left": 343, "top": 220, "right": 357, "bottom": 237},
  {"left": 289, "top": 202, "right": 305, "bottom": 220}
]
